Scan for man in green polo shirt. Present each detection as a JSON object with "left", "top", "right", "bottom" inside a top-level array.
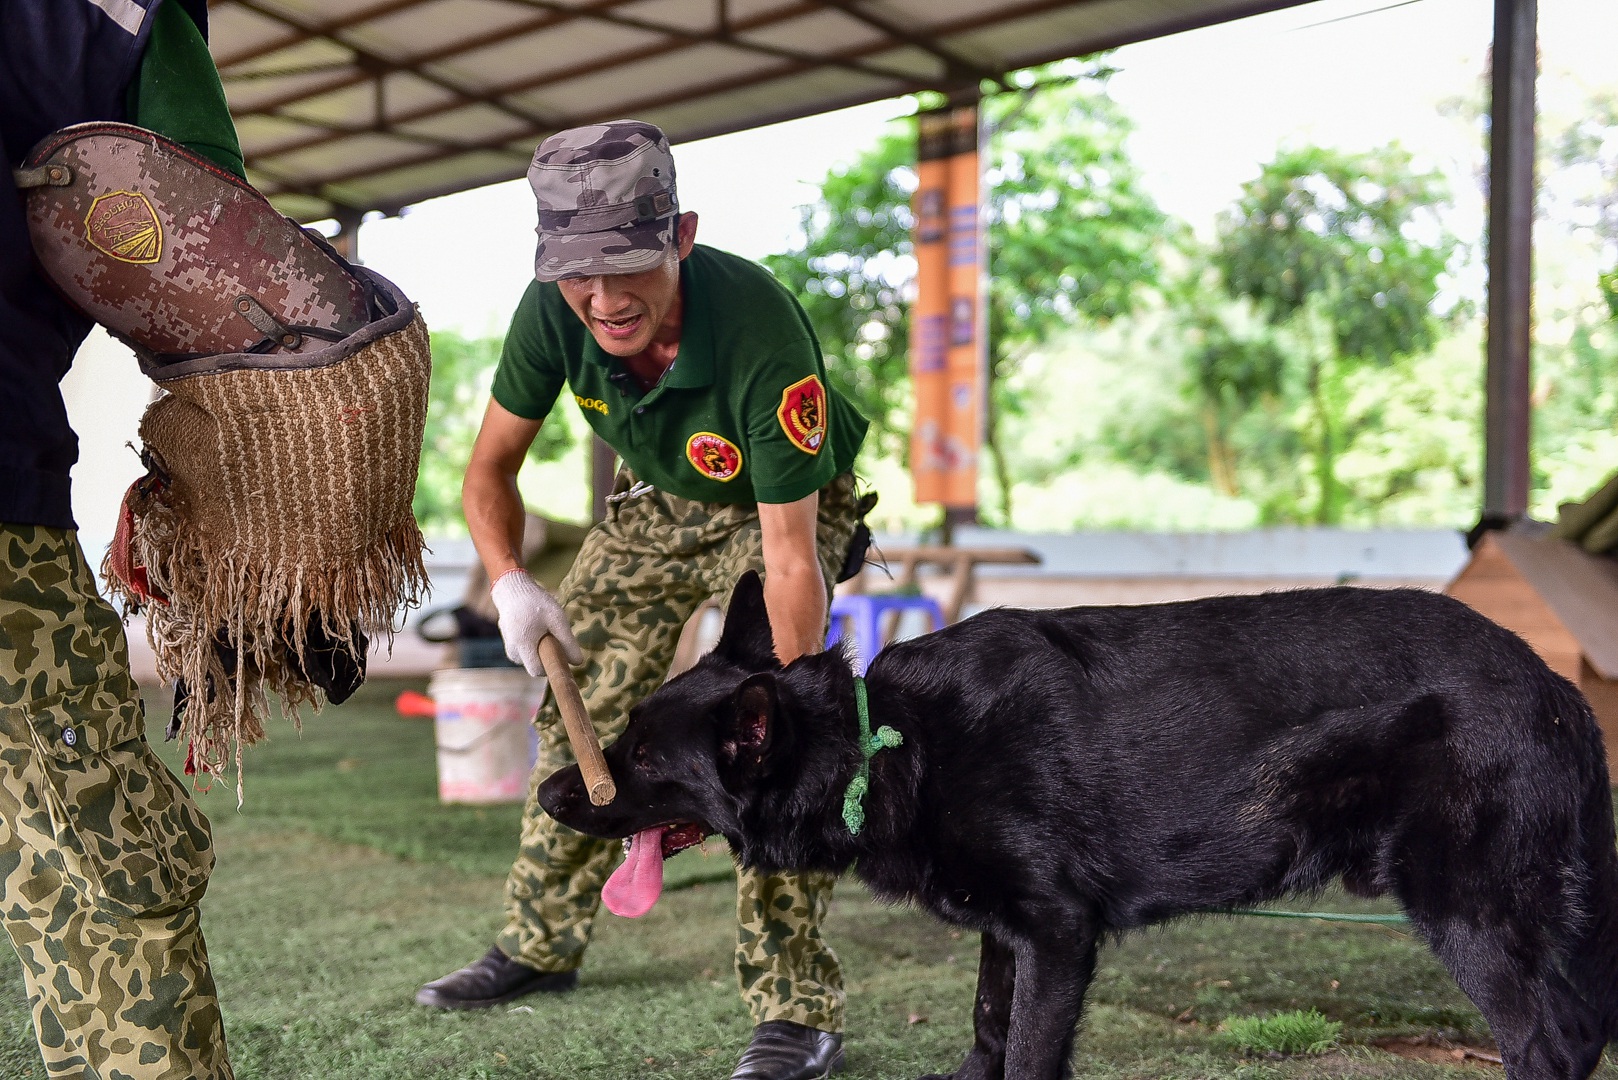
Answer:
[{"left": 415, "top": 121, "right": 870, "bottom": 1080}]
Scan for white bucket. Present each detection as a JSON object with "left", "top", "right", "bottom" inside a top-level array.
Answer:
[{"left": 428, "top": 667, "right": 547, "bottom": 804}]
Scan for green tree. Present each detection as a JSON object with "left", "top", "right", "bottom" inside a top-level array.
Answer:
[
  {"left": 764, "top": 131, "right": 915, "bottom": 456},
  {"left": 414, "top": 331, "right": 571, "bottom": 533},
  {"left": 1212, "top": 144, "right": 1452, "bottom": 524},
  {"left": 1437, "top": 85, "right": 1615, "bottom": 520},
  {"left": 982, "top": 69, "right": 1170, "bottom": 522},
  {"left": 1552, "top": 91, "right": 1618, "bottom": 318},
  {"left": 1177, "top": 300, "right": 1288, "bottom": 500},
  {"left": 766, "top": 60, "right": 1169, "bottom": 524},
  {"left": 1530, "top": 95, "right": 1618, "bottom": 513},
  {"left": 998, "top": 305, "right": 1481, "bottom": 532}
]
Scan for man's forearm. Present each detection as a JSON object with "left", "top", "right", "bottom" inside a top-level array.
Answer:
[
  {"left": 462, "top": 400, "right": 548, "bottom": 583},
  {"left": 756, "top": 491, "right": 827, "bottom": 664},
  {"left": 462, "top": 462, "right": 528, "bottom": 581},
  {"left": 762, "top": 560, "right": 828, "bottom": 665}
]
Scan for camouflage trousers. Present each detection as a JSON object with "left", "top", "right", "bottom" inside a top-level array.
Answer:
[
  {"left": 498, "top": 469, "right": 860, "bottom": 1033},
  {"left": 0, "top": 525, "right": 232, "bottom": 1080}
]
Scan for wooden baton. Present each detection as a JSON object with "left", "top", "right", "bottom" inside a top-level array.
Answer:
[{"left": 536, "top": 635, "right": 616, "bottom": 806}]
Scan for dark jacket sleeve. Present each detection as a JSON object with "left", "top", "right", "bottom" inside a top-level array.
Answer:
[
  {"left": 0, "top": 0, "right": 161, "bottom": 162},
  {"left": 0, "top": 0, "right": 163, "bottom": 528}
]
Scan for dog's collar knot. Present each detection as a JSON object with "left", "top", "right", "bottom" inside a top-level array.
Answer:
[{"left": 843, "top": 676, "right": 903, "bottom": 836}]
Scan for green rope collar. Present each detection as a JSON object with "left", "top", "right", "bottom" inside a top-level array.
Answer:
[{"left": 842, "top": 676, "right": 903, "bottom": 836}]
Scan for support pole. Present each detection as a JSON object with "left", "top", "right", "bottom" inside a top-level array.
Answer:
[
  {"left": 1477, "top": 0, "right": 1536, "bottom": 542},
  {"left": 330, "top": 206, "right": 365, "bottom": 264}
]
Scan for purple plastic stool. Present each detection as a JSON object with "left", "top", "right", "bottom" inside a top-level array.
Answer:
[{"left": 826, "top": 593, "right": 945, "bottom": 675}]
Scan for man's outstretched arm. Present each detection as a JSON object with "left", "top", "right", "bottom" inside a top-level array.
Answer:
[
  {"left": 758, "top": 491, "right": 827, "bottom": 664},
  {"left": 463, "top": 397, "right": 582, "bottom": 670}
]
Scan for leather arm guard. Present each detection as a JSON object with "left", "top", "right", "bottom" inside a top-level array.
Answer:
[
  {"left": 15, "top": 123, "right": 432, "bottom": 792},
  {"left": 14, "top": 121, "right": 371, "bottom": 361}
]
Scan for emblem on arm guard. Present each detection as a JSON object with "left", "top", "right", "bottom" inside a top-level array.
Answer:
[
  {"left": 85, "top": 190, "right": 163, "bottom": 263},
  {"left": 14, "top": 122, "right": 371, "bottom": 361}
]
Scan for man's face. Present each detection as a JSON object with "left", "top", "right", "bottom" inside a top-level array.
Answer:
[{"left": 556, "top": 213, "right": 697, "bottom": 356}]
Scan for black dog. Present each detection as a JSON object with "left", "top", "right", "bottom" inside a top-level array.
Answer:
[{"left": 540, "top": 572, "right": 1618, "bottom": 1080}]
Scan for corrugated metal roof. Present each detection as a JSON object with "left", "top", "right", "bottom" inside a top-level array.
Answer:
[{"left": 209, "top": 0, "right": 1323, "bottom": 220}]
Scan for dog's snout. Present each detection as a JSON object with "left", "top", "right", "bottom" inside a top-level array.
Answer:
[{"left": 537, "top": 769, "right": 585, "bottom": 820}]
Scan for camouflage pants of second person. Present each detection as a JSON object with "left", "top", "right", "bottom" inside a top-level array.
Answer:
[
  {"left": 0, "top": 524, "right": 232, "bottom": 1080},
  {"left": 497, "top": 469, "right": 860, "bottom": 1034}
]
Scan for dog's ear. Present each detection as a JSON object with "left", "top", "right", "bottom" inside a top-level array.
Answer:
[
  {"left": 718, "top": 672, "right": 784, "bottom": 771},
  {"left": 715, "top": 570, "right": 779, "bottom": 670}
]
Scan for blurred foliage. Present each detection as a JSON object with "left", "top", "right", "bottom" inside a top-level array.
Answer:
[
  {"left": 1212, "top": 145, "right": 1453, "bottom": 524},
  {"left": 1214, "top": 146, "right": 1450, "bottom": 361},
  {"left": 767, "top": 59, "right": 1170, "bottom": 524},
  {"left": 1552, "top": 91, "right": 1618, "bottom": 317},
  {"left": 1524, "top": 94, "right": 1618, "bottom": 516},
  {"left": 1176, "top": 300, "right": 1291, "bottom": 501},
  {"left": 414, "top": 330, "right": 571, "bottom": 533},
  {"left": 764, "top": 130, "right": 916, "bottom": 458},
  {"left": 981, "top": 66, "right": 1172, "bottom": 523},
  {"left": 412, "top": 84, "right": 1618, "bottom": 537},
  {"left": 770, "top": 114, "right": 1461, "bottom": 529}
]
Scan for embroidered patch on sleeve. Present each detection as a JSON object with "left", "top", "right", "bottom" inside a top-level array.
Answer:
[
  {"left": 686, "top": 432, "right": 743, "bottom": 481},
  {"left": 778, "top": 375, "right": 827, "bottom": 454}
]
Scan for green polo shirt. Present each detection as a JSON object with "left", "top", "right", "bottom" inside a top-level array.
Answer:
[
  {"left": 127, "top": 0, "right": 246, "bottom": 179},
  {"left": 492, "top": 244, "right": 867, "bottom": 505}
]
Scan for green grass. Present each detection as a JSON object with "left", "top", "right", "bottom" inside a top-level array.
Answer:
[
  {"left": 134, "top": 679, "right": 732, "bottom": 889},
  {"left": 1, "top": 679, "right": 1614, "bottom": 1079},
  {"left": 1221, "top": 1009, "right": 1344, "bottom": 1056}
]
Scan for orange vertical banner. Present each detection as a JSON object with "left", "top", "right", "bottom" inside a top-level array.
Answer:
[
  {"left": 943, "top": 104, "right": 983, "bottom": 512},
  {"left": 909, "top": 108, "right": 953, "bottom": 505},
  {"left": 910, "top": 103, "right": 983, "bottom": 513}
]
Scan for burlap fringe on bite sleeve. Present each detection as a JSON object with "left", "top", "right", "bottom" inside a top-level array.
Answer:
[{"left": 104, "top": 272, "right": 431, "bottom": 794}]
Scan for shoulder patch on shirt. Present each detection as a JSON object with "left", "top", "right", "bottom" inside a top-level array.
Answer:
[
  {"left": 686, "top": 432, "right": 743, "bottom": 482},
  {"left": 777, "top": 375, "right": 827, "bottom": 455}
]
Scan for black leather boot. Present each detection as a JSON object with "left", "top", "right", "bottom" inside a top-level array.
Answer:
[
  {"left": 729, "top": 1021, "right": 845, "bottom": 1080},
  {"left": 414, "top": 946, "right": 578, "bottom": 1009}
]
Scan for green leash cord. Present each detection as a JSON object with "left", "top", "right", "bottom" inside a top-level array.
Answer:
[
  {"left": 1215, "top": 907, "right": 1409, "bottom": 926},
  {"left": 842, "top": 677, "right": 903, "bottom": 836}
]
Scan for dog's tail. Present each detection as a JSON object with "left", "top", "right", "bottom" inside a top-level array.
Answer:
[{"left": 1553, "top": 684, "right": 1618, "bottom": 1044}]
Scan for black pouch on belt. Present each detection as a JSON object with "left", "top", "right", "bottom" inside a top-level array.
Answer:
[{"left": 836, "top": 491, "right": 880, "bottom": 583}]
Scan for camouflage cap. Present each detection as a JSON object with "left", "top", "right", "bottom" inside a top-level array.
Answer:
[{"left": 528, "top": 120, "right": 680, "bottom": 282}]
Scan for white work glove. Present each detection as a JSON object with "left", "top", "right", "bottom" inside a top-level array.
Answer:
[{"left": 490, "top": 569, "right": 584, "bottom": 675}]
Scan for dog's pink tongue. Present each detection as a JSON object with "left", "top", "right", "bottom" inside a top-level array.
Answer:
[{"left": 603, "top": 827, "right": 667, "bottom": 918}]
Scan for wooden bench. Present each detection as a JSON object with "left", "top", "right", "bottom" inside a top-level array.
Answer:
[
  {"left": 843, "top": 544, "right": 1043, "bottom": 634},
  {"left": 670, "top": 544, "right": 1043, "bottom": 673}
]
